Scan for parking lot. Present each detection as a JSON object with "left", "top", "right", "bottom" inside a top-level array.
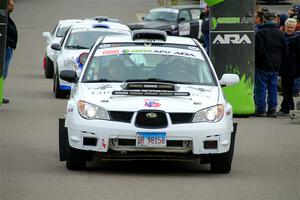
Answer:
[{"left": 0, "top": 0, "right": 299, "bottom": 199}]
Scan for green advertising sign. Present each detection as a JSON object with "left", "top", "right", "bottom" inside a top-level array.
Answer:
[
  {"left": 204, "top": 0, "right": 225, "bottom": 6},
  {"left": 210, "top": 0, "right": 255, "bottom": 115}
]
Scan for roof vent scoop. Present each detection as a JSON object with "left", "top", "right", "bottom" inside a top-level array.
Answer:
[
  {"left": 93, "top": 24, "right": 110, "bottom": 29},
  {"left": 132, "top": 29, "right": 167, "bottom": 41},
  {"left": 93, "top": 16, "right": 121, "bottom": 23}
]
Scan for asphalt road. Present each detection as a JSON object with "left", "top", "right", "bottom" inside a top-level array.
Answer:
[{"left": 1, "top": 0, "right": 300, "bottom": 200}]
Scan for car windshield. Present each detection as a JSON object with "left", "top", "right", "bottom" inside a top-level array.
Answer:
[
  {"left": 144, "top": 9, "right": 178, "bottom": 22},
  {"left": 65, "top": 30, "right": 129, "bottom": 49},
  {"left": 81, "top": 45, "right": 216, "bottom": 86},
  {"left": 56, "top": 27, "right": 69, "bottom": 37}
]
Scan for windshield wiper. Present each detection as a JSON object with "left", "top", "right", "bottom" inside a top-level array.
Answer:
[
  {"left": 125, "top": 78, "right": 192, "bottom": 84},
  {"left": 84, "top": 79, "right": 123, "bottom": 83},
  {"left": 66, "top": 45, "right": 89, "bottom": 49}
]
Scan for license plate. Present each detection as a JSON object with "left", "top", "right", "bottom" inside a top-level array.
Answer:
[{"left": 136, "top": 132, "right": 166, "bottom": 147}]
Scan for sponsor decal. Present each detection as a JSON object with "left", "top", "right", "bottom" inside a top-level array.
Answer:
[
  {"left": 152, "top": 50, "right": 195, "bottom": 57},
  {"left": 174, "top": 52, "right": 195, "bottom": 57},
  {"left": 101, "top": 139, "right": 107, "bottom": 149},
  {"left": 211, "top": 17, "right": 254, "bottom": 30},
  {"left": 212, "top": 34, "right": 251, "bottom": 45},
  {"left": 178, "top": 22, "right": 190, "bottom": 36},
  {"left": 103, "top": 49, "right": 119, "bottom": 55},
  {"left": 122, "top": 49, "right": 152, "bottom": 54},
  {"left": 153, "top": 50, "right": 171, "bottom": 54},
  {"left": 144, "top": 99, "right": 161, "bottom": 108}
]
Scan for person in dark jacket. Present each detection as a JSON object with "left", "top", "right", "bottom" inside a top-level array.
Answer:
[
  {"left": 3, "top": 0, "right": 18, "bottom": 104},
  {"left": 254, "top": 12, "right": 287, "bottom": 117},
  {"left": 278, "top": 18, "right": 300, "bottom": 115},
  {"left": 275, "top": 13, "right": 288, "bottom": 32},
  {"left": 201, "top": 6, "right": 210, "bottom": 55}
]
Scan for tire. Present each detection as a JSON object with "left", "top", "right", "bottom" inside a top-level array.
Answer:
[
  {"left": 210, "top": 123, "right": 237, "bottom": 173},
  {"left": 210, "top": 150, "right": 233, "bottom": 173},
  {"left": 66, "top": 143, "right": 86, "bottom": 170},
  {"left": 53, "top": 71, "right": 67, "bottom": 99},
  {"left": 59, "top": 118, "right": 68, "bottom": 161},
  {"left": 44, "top": 56, "right": 54, "bottom": 79}
]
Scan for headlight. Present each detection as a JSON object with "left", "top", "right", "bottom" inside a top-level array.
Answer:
[
  {"left": 64, "top": 59, "right": 78, "bottom": 70},
  {"left": 77, "top": 100, "right": 110, "bottom": 120},
  {"left": 193, "top": 104, "right": 224, "bottom": 123}
]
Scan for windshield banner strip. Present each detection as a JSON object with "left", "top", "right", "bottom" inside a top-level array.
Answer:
[{"left": 95, "top": 47, "right": 204, "bottom": 59}]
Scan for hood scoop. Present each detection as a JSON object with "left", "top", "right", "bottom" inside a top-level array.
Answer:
[
  {"left": 125, "top": 82, "right": 176, "bottom": 91},
  {"left": 112, "top": 82, "right": 190, "bottom": 97}
]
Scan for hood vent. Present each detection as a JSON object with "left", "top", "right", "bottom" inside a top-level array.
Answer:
[{"left": 126, "top": 83, "right": 176, "bottom": 91}]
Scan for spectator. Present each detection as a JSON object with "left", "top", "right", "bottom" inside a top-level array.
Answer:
[
  {"left": 3, "top": 0, "right": 18, "bottom": 104},
  {"left": 294, "top": 77, "right": 300, "bottom": 97},
  {"left": 260, "top": 7, "right": 269, "bottom": 14},
  {"left": 201, "top": 6, "right": 210, "bottom": 55},
  {"left": 275, "top": 13, "right": 288, "bottom": 32},
  {"left": 254, "top": 12, "right": 287, "bottom": 117},
  {"left": 295, "top": 6, "right": 300, "bottom": 31},
  {"left": 278, "top": 18, "right": 300, "bottom": 116},
  {"left": 255, "top": 11, "right": 264, "bottom": 32}
]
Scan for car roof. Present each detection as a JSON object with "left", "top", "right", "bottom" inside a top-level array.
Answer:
[
  {"left": 58, "top": 19, "right": 84, "bottom": 27},
  {"left": 70, "top": 20, "right": 131, "bottom": 31}
]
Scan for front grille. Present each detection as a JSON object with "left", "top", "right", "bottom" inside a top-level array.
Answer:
[
  {"left": 109, "top": 111, "right": 134, "bottom": 123},
  {"left": 169, "top": 113, "right": 193, "bottom": 124},
  {"left": 135, "top": 110, "right": 168, "bottom": 128},
  {"left": 109, "top": 138, "right": 192, "bottom": 153}
]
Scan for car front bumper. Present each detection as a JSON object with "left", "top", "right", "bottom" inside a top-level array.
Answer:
[{"left": 65, "top": 110, "right": 234, "bottom": 156}]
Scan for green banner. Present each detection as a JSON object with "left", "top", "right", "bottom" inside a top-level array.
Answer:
[
  {"left": 210, "top": 0, "right": 255, "bottom": 115},
  {"left": 204, "top": 0, "right": 225, "bottom": 6}
]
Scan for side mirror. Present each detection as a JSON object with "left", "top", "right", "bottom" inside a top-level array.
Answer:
[
  {"left": 51, "top": 43, "right": 61, "bottom": 51},
  {"left": 60, "top": 70, "right": 78, "bottom": 83},
  {"left": 42, "top": 32, "right": 52, "bottom": 43},
  {"left": 219, "top": 74, "right": 240, "bottom": 86},
  {"left": 177, "top": 17, "right": 185, "bottom": 23}
]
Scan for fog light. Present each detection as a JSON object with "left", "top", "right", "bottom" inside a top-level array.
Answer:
[{"left": 203, "top": 140, "right": 218, "bottom": 149}]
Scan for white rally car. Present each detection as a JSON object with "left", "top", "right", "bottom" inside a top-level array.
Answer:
[
  {"left": 51, "top": 20, "right": 131, "bottom": 98},
  {"left": 59, "top": 30, "right": 239, "bottom": 173},
  {"left": 42, "top": 19, "right": 84, "bottom": 78}
]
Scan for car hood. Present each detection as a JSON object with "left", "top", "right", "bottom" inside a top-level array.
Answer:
[
  {"left": 76, "top": 83, "right": 221, "bottom": 112},
  {"left": 127, "top": 21, "right": 172, "bottom": 30},
  {"left": 60, "top": 49, "right": 89, "bottom": 60}
]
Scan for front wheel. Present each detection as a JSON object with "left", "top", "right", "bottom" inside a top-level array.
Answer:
[
  {"left": 44, "top": 56, "right": 54, "bottom": 79},
  {"left": 53, "top": 72, "right": 67, "bottom": 98},
  {"left": 210, "top": 150, "right": 233, "bottom": 173},
  {"left": 210, "top": 123, "right": 237, "bottom": 173}
]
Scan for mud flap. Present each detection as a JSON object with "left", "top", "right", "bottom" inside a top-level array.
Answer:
[
  {"left": 59, "top": 118, "right": 68, "bottom": 161},
  {"left": 229, "top": 122, "right": 238, "bottom": 163}
]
